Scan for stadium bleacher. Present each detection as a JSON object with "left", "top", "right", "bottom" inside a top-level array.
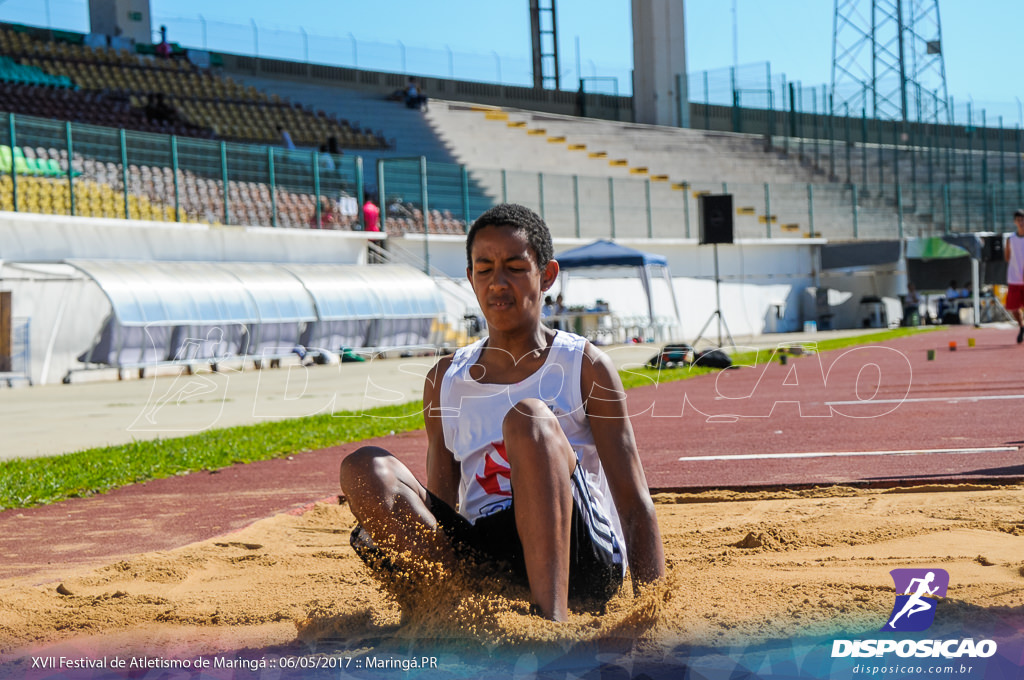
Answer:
[{"left": 0, "top": 24, "right": 387, "bottom": 150}]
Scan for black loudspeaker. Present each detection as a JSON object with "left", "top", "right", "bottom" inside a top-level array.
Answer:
[
  {"left": 984, "top": 234, "right": 1004, "bottom": 262},
  {"left": 698, "top": 193, "right": 734, "bottom": 245}
]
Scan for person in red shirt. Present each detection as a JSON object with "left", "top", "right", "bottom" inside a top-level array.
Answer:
[
  {"left": 363, "top": 196, "right": 380, "bottom": 232},
  {"left": 308, "top": 196, "right": 337, "bottom": 229}
]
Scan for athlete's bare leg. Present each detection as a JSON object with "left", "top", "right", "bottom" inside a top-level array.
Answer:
[
  {"left": 502, "top": 398, "right": 576, "bottom": 622},
  {"left": 340, "top": 446, "right": 457, "bottom": 569}
]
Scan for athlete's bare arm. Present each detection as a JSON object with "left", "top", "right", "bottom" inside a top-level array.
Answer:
[
  {"left": 580, "top": 342, "right": 666, "bottom": 588},
  {"left": 424, "top": 356, "right": 460, "bottom": 508}
]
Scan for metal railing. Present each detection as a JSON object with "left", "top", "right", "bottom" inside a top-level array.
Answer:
[{"left": 3, "top": 111, "right": 1024, "bottom": 247}]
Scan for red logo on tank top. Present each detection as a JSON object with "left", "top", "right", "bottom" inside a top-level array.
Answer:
[{"left": 475, "top": 441, "right": 512, "bottom": 497}]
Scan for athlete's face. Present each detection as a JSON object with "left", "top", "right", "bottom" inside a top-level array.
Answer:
[
  {"left": 467, "top": 224, "right": 558, "bottom": 333},
  {"left": 1015, "top": 215, "right": 1024, "bottom": 235}
]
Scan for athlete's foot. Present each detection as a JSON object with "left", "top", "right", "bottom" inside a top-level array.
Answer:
[{"left": 1017, "top": 326, "right": 1023, "bottom": 344}]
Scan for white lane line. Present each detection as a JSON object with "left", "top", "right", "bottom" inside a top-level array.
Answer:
[
  {"left": 827, "top": 394, "right": 1024, "bottom": 406},
  {"left": 677, "top": 446, "right": 1019, "bottom": 462}
]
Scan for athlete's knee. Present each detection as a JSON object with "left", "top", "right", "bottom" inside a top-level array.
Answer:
[
  {"left": 339, "top": 446, "right": 399, "bottom": 497},
  {"left": 503, "top": 398, "right": 557, "bottom": 435},
  {"left": 502, "top": 399, "right": 571, "bottom": 470}
]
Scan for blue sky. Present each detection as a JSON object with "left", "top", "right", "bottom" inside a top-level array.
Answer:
[{"left": 1, "top": 0, "right": 1021, "bottom": 123}]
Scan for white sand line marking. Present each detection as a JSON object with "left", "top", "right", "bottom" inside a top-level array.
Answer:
[
  {"left": 677, "top": 446, "right": 1019, "bottom": 462},
  {"left": 826, "top": 393, "right": 1024, "bottom": 406}
]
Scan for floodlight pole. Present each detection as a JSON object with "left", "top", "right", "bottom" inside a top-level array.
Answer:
[{"left": 692, "top": 243, "right": 736, "bottom": 349}]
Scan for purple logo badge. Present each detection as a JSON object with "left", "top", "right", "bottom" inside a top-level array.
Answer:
[{"left": 882, "top": 568, "right": 949, "bottom": 632}]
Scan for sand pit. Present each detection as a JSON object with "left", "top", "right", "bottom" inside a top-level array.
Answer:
[{"left": 2, "top": 484, "right": 1023, "bottom": 677}]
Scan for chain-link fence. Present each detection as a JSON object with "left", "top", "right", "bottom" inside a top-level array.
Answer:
[{"left": 4, "top": 111, "right": 1024, "bottom": 243}]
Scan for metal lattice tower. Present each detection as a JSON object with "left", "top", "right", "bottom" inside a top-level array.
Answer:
[
  {"left": 831, "top": 0, "right": 950, "bottom": 123},
  {"left": 529, "top": 0, "right": 560, "bottom": 90}
]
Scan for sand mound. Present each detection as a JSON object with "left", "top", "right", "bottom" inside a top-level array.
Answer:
[{"left": 2, "top": 485, "right": 1023, "bottom": 674}]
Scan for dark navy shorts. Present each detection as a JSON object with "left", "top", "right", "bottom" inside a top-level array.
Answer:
[{"left": 351, "top": 465, "right": 624, "bottom": 603}]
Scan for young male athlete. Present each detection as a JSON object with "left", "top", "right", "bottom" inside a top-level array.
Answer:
[
  {"left": 340, "top": 203, "right": 665, "bottom": 621},
  {"left": 1004, "top": 208, "right": 1024, "bottom": 343}
]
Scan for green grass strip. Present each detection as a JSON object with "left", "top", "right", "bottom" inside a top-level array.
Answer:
[
  {"left": 0, "top": 402, "right": 425, "bottom": 510},
  {"left": 618, "top": 326, "right": 938, "bottom": 390},
  {"left": 0, "top": 327, "right": 938, "bottom": 510}
]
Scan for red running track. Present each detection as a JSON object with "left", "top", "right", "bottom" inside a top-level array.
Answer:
[
  {"left": 2, "top": 327, "right": 1022, "bottom": 579},
  {"left": 629, "top": 326, "right": 1024, "bottom": 489}
]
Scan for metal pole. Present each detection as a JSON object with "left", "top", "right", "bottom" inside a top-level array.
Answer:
[
  {"left": 573, "top": 175, "right": 581, "bottom": 238},
  {"left": 943, "top": 184, "right": 951, "bottom": 234},
  {"left": 120, "top": 127, "right": 129, "bottom": 219},
  {"left": 807, "top": 183, "right": 815, "bottom": 237},
  {"left": 420, "top": 156, "right": 430, "bottom": 273},
  {"left": 268, "top": 147, "right": 277, "bottom": 227},
  {"left": 312, "top": 150, "right": 321, "bottom": 227},
  {"left": 845, "top": 103, "right": 852, "bottom": 183},
  {"left": 861, "top": 107, "right": 868, "bottom": 188},
  {"left": 645, "top": 179, "right": 653, "bottom": 238},
  {"left": 538, "top": 172, "right": 545, "bottom": 221},
  {"left": 714, "top": 243, "right": 723, "bottom": 346},
  {"left": 828, "top": 92, "right": 835, "bottom": 179},
  {"left": 897, "top": 183, "right": 904, "bottom": 239},
  {"left": 170, "top": 135, "right": 180, "bottom": 222},
  {"left": 220, "top": 141, "right": 229, "bottom": 225},
  {"left": 675, "top": 73, "right": 684, "bottom": 128},
  {"left": 8, "top": 114, "right": 17, "bottom": 212},
  {"left": 377, "top": 158, "right": 386, "bottom": 232},
  {"left": 608, "top": 177, "right": 616, "bottom": 238},
  {"left": 764, "top": 182, "right": 771, "bottom": 238},
  {"left": 65, "top": 121, "right": 75, "bottom": 217},
  {"left": 682, "top": 183, "right": 691, "bottom": 239},
  {"left": 1018, "top": 125, "right": 1022, "bottom": 207},
  {"left": 877, "top": 118, "right": 884, "bottom": 190},
  {"left": 892, "top": 122, "right": 900, "bottom": 203},
  {"left": 356, "top": 156, "right": 365, "bottom": 230},
  {"left": 852, "top": 183, "right": 859, "bottom": 239},
  {"left": 812, "top": 88, "right": 819, "bottom": 169},
  {"left": 501, "top": 169, "right": 507, "bottom": 203},
  {"left": 460, "top": 165, "right": 470, "bottom": 230},
  {"left": 703, "top": 71, "right": 710, "bottom": 130}
]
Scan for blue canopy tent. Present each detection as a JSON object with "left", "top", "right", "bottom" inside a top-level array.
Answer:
[{"left": 554, "top": 240, "right": 681, "bottom": 328}]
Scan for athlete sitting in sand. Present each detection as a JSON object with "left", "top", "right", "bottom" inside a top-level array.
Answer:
[{"left": 340, "top": 203, "right": 665, "bottom": 621}]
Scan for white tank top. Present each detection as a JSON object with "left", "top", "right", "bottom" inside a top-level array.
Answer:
[
  {"left": 1007, "top": 233, "right": 1024, "bottom": 285},
  {"left": 439, "top": 331, "right": 626, "bottom": 561}
]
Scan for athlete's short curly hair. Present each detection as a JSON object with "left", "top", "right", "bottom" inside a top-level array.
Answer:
[{"left": 466, "top": 203, "right": 554, "bottom": 269}]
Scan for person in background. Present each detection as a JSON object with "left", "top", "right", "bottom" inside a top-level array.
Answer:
[
  {"left": 902, "top": 283, "right": 921, "bottom": 326},
  {"left": 277, "top": 124, "right": 296, "bottom": 150},
  {"left": 363, "top": 195, "right": 380, "bottom": 232},
  {"left": 404, "top": 77, "right": 429, "bottom": 111},
  {"left": 155, "top": 25, "right": 172, "bottom": 58},
  {"left": 1004, "top": 208, "right": 1024, "bottom": 343},
  {"left": 309, "top": 196, "right": 336, "bottom": 229},
  {"left": 542, "top": 295, "right": 555, "bottom": 318}
]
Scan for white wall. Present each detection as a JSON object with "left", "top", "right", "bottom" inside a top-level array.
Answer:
[
  {"left": 0, "top": 212, "right": 381, "bottom": 265},
  {"left": 393, "top": 234, "right": 829, "bottom": 340}
]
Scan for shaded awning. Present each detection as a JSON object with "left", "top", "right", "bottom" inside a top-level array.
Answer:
[
  {"left": 69, "top": 259, "right": 270, "bottom": 325},
  {"left": 67, "top": 260, "right": 443, "bottom": 328},
  {"left": 284, "top": 263, "right": 445, "bottom": 320}
]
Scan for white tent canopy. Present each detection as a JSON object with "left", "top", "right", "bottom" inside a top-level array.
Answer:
[
  {"left": 555, "top": 240, "right": 681, "bottom": 326},
  {"left": 69, "top": 260, "right": 446, "bottom": 370}
]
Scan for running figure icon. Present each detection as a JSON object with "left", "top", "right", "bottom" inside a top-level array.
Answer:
[{"left": 886, "top": 571, "right": 939, "bottom": 629}]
